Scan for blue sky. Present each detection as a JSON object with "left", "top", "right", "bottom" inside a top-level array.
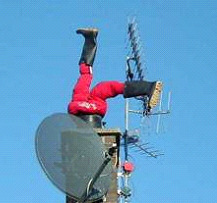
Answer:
[{"left": 0, "top": 1, "right": 216, "bottom": 202}]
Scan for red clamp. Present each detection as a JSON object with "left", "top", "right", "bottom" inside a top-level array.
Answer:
[{"left": 123, "top": 162, "right": 134, "bottom": 173}]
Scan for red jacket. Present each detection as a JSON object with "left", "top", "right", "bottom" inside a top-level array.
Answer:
[{"left": 68, "top": 63, "right": 124, "bottom": 116}]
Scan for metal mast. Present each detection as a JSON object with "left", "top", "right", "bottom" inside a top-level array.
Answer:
[{"left": 118, "top": 17, "right": 171, "bottom": 203}]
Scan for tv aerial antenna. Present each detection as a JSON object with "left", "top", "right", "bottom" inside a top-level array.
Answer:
[
  {"left": 35, "top": 113, "right": 113, "bottom": 202},
  {"left": 118, "top": 17, "right": 171, "bottom": 203}
]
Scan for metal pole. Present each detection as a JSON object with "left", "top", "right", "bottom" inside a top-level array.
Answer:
[
  {"left": 124, "top": 99, "right": 129, "bottom": 162},
  {"left": 121, "top": 59, "right": 131, "bottom": 203},
  {"left": 125, "top": 98, "right": 129, "bottom": 131},
  {"left": 124, "top": 57, "right": 130, "bottom": 162},
  {"left": 80, "top": 155, "right": 112, "bottom": 202}
]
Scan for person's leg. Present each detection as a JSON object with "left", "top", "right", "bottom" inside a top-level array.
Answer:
[
  {"left": 68, "top": 28, "right": 99, "bottom": 115},
  {"left": 90, "top": 80, "right": 163, "bottom": 109},
  {"left": 90, "top": 81, "right": 125, "bottom": 100},
  {"left": 76, "top": 28, "right": 98, "bottom": 66},
  {"left": 123, "top": 81, "right": 163, "bottom": 109},
  {"left": 71, "top": 28, "right": 98, "bottom": 101},
  {"left": 72, "top": 63, "right": 93, "bottom": 101}
]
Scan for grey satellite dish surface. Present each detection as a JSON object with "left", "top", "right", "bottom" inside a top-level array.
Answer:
[{"left": 35, "top": 113, "right": 112, "bottom": 202}]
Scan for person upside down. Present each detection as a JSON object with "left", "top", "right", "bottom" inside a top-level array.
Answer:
[{"left": 68, "top": 28, "right": 163, "bottom": 117}]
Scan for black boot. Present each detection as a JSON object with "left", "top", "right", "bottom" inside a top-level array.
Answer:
[
  {"left": 76, "top": 28, "right": 98, "bottom": 66},
  {"left": 123, "top": 81, "right": 163, "bottom": 109}
]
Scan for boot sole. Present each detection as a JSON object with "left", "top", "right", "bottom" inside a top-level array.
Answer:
[
  {"left": 76, "top": 28, "right": 98, "bottom": 36},
  {"left": 148, "top": 81, "right": 163, "bottom": 109}
]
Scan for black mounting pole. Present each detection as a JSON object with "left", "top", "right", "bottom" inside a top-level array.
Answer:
[
  {"left": 123, "top": 130, "right": 129, "bottom": 162},
  {"left": 79, "top": 154, "right": 111, "bottom": 202}
]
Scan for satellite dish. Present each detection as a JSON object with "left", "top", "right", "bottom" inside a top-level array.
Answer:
[{"left": 35, "top": 113, "right": 112, "bottom": 202}]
